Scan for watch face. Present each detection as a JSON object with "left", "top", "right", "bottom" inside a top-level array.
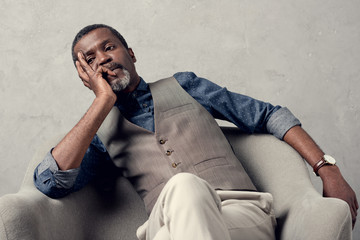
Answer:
[{"left": 324, "top": 155, "right": 336, "bottom": 164}]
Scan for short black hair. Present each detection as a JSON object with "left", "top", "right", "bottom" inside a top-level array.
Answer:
[{"left": 71, "top": 24, "right": 128, "bottom": 65}]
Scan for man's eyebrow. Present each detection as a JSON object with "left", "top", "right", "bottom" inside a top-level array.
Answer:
[{"left": 83, "top": 39, "right": 112, "bottom": 56}]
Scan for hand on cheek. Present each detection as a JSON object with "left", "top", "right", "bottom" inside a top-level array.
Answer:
[{"left": 76, "top": 51, "right": 117, "bottom": 100}]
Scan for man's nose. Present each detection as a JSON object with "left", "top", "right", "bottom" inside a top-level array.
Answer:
[{"left": 98, "top": 52, "right": 112, "bottom": 66}]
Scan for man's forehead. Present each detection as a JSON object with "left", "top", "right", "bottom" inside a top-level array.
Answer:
[{"left": 74, "top": 28, "right": 118, "bottom": 53}]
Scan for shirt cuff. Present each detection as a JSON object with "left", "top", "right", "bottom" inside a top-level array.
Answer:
[
  {"left": 266, "top": 107, "right": 301, "bottom": 140},
  {"left": 37, "top": 150, "right": 80, "bottom": 189},
  {"left": 37, "top": 150, "right": 59, "bottom": 174}
]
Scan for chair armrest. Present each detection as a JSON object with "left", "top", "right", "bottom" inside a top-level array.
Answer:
[
  {"left": 0, "top": 180, "right": 147, "bottom": 240},
  {"left": 0, "top": 189, "right": 81, "bottom": 240},
  {"left": 222, "top": 127, "right": 352, "bottom": 240},
  {"left": 0, "top": 134, "right": 147, "bottom": 240}
]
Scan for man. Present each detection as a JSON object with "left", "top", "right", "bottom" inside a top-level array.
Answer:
[{"left": 34, "top": 24, "right": 358, "bottom": 239}]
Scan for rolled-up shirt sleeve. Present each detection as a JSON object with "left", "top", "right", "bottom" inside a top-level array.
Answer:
[
  {"left": 34, "top": 150, "right": 80, "bottom": 198},
  {"left": 34, "top": 134, "right": 111, "bottom": 198},
  {"left": 266, "top": 107, "right": 301, "bottom": 139}
]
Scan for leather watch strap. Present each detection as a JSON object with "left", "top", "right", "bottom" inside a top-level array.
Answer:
[{"left": 313, "top": 157, "right": 327, "bottom": 176}]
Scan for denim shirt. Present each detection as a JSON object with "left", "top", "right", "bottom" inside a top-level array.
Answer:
[{"left": 34, "top": 71, "right": 300, "bottom": 198}]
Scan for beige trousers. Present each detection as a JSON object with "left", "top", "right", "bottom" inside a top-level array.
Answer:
[{"left": 137, "top": 173, "right": 276, "bottom": 240}]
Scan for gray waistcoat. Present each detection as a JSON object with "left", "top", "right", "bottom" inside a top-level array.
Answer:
[{"left": 97, "top": 77, "right": 256, "bottom": 214}]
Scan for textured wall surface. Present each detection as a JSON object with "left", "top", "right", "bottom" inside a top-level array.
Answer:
[{"left": 1, "top": 0, "right": 359, "bottom": 237}]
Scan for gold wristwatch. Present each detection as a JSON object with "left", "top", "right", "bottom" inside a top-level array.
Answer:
[{"left": 313, "top": 155, "right": 336, "bottom": 176}]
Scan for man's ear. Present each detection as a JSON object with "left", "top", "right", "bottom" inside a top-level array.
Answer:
[{"left": 127, "top": 48, "right": 137, "bottom": 63}]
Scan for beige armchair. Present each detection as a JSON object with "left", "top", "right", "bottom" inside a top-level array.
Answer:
[{"left": 0, "top": 127, "right": 352, "bottom": 240}]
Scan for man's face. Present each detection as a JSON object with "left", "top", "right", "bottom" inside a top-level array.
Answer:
[{"left": 73, "top": 28, "right": 140, "bottom": 93}]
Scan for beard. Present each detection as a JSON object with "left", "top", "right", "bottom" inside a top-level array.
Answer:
[
  {"left": 109, "top": 68, "right": 131, "bottom": 93},
  {"left": 102, "top": 62, "right": 131, "bottom": 93}
]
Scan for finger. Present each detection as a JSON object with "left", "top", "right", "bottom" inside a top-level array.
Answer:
[
  {"left": 82, "top": 80, "right": 91, "bottom": 89},
  {"left": 352, "top": 198, "right": 358, "bottom": 217},
  {"left": 77, "top": 50, "right": 87, "bottom": 62},
  {"left": 355, "top": 204, "right": 358, "bottom": 216},
  {"left": 77, "top": 52, "right": 93, "bottom": 74},
  {"left": 352, "top": 217, "right": 356, "bottom": 229},
  {"left": 103, "top": 67, "right": 116, "bottom": 76},
  {"left": 76, "top": 61, "right": 90, "bottom": 82},
  {"left": 94, "top": 65, "right": 116, "bottom": 77},
  {"left": 350, "top": 207, "right": 356, "bottom": 227},
  {"left": 75, "top": 60, "right": 84, "bottom": 75}
]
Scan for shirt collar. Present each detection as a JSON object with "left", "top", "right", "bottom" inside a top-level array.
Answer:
[
  {"left": 115, "top": 77, "right": 149, "bottom": 106},
  {"left": 135, "top": 77, "right": 149, "bottom": 92}
]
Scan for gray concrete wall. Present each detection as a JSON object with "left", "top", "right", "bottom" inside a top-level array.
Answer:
[{"left": 1, "top": 0, "right": 359, "bottom": 237}]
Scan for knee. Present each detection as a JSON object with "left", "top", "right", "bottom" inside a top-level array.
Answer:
[
  {"left": 167, "top": 173, "right": 204, "bottom": 190},
  {"left": 165, "top": 173, "right": 219, "bottom": 206}
]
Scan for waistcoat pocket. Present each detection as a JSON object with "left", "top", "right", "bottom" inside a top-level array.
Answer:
[
  {"left": 162, "top": 103, "right": 195, "bottom": 118},
  {"left": 193, "top": 157, "right": 229, "bottom": 173}
]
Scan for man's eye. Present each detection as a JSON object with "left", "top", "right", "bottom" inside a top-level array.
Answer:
[
  {"left": 105, "top": 45, "right": 115, "bottom": 51},
  {"left": 87, "top": 58, "right": 94, "bottom": 64}
]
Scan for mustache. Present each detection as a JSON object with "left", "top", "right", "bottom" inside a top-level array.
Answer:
[{"left": 103, "top": 62, "right": 127, "bottom": 71}]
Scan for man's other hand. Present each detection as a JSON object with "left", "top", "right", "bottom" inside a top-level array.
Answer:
[{"left": 321, "top": 167, "right": 359, "bottom": 229}]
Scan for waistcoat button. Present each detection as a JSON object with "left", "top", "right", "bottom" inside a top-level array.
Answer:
[
  {"left": 166, "top": 150, "right": 173, "bottom": 156},
  {"left": 172, "top": 163, "right": 177, "bottom": 168},
  {"left": 159, "top": 139, "right": 166, "bottom": 144}
]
